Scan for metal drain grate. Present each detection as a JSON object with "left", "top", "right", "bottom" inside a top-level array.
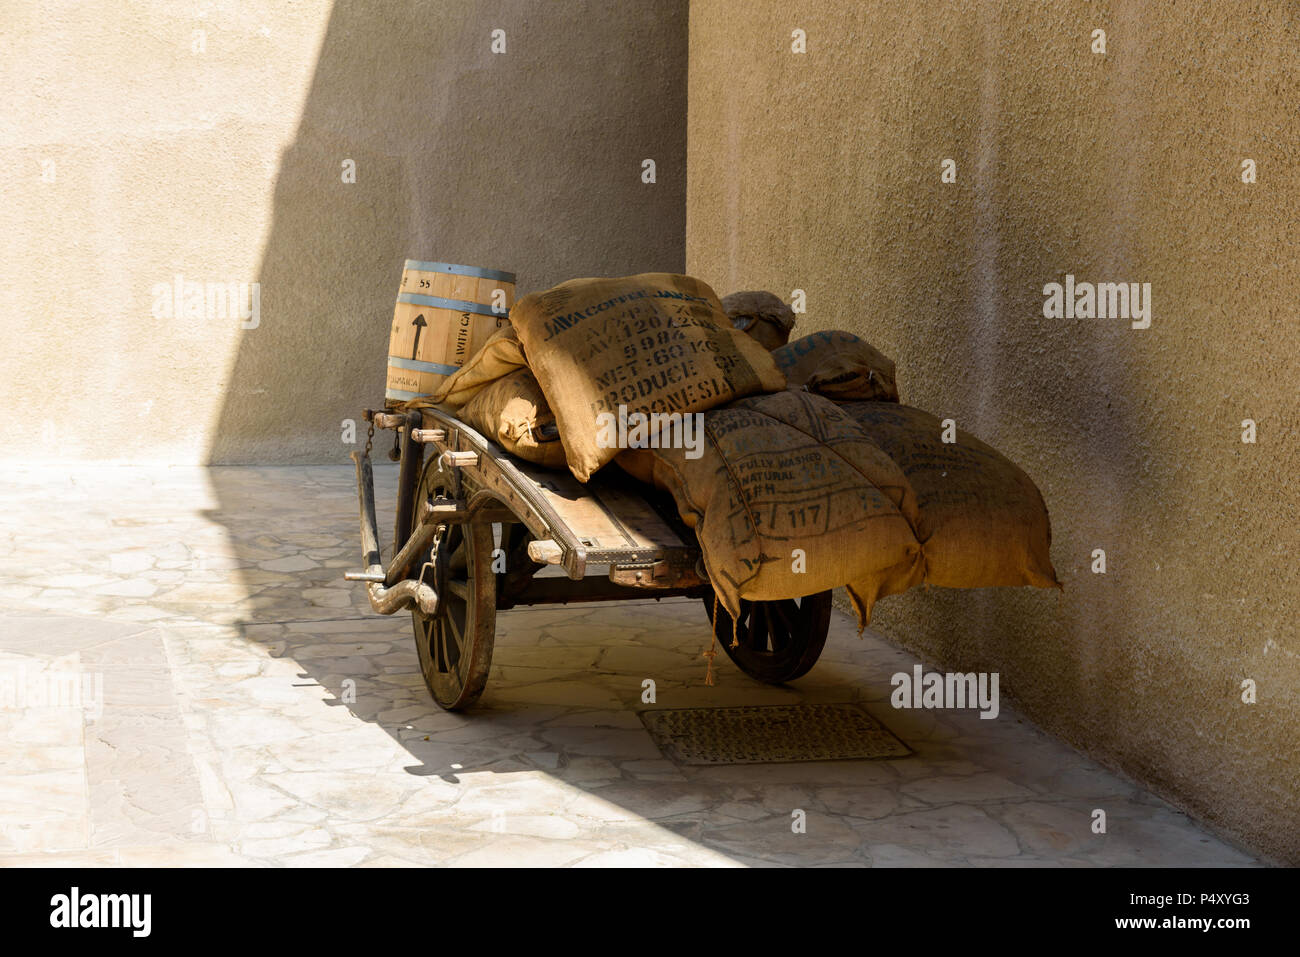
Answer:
[{"left": 640, "top": 703, "right": 911, "bottom": 766}]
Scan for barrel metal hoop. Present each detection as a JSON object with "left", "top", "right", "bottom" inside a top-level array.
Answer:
[
  {"left": 403, "top": 260, "right": 516, "bottom": 284},
  {"left": 387, "top": 356, "right": 459, "bottom": 375},
  {"left": 385, "top": 387, "right": 432, "bottom": 401}
]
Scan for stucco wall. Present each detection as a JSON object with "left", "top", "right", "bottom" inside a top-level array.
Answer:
[
  {"left": 687, "top": 0, "right": 1299, "bottom": 862},
  {"left": 1, "top": 0, "right": 686, "bottom": 464},
  {"left": 4, "top": 0, "right": 1294, "bottom": 864}
]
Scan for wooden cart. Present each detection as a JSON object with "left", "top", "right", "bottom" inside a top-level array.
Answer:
[{"left": 348, "top": 407, "right": 832, "bottom": 710}]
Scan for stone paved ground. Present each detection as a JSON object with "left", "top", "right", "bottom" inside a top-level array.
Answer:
[{"left": 0, "top": 465, "right": 1261, "bottom": 867}]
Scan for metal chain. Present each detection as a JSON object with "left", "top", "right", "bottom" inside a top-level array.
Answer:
[{"left": 363, "top": 420, "right": 375, "bottom": 459}]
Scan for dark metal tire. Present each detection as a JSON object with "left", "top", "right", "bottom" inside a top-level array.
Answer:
[
  {"left": 702, "top": 590, "right": 832, "bottom": 684},
  {"left": 410, "top": 459, "right": 496, "bottom": 711}
]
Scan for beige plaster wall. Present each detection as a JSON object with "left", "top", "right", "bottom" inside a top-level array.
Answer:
[
  {"left": 4, "top": 0, "right": 1294, "bottom": 865},
  {"left": 687, "top": 0, "right": 1299, "bottom": 862},
  {"left": 1, "top": 0, "right": 686, "bottom": 464}
]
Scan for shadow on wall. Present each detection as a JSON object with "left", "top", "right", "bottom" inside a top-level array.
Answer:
[
  {"left": 721, "top": 7, "right": 1163, "bottom": 744},
  {"left": 207, "top": 0, "right": 686, "bottom": 465},
  {"left": 194, "top": 0, "right": 706, "bottom": 852},
  {"left": 685, "top": 0, "right": 1300, "bottom": 862}
]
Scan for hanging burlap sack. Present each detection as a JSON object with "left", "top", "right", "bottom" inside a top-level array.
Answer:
[
  {"left": 459, "top": 367, "right": 566, "bottom": 469},
  {"left": 721, "top": 290, "right": 797, "bottom": 349},
  {"left": 772, "top": 330, "right": 899, "bottom": 402},
  {"left": 838, "top": 402, "right": 1060, "bottom": 594},
  {"left": 625, "top": 390, "right": 924, "bottom": 626},
  {"left": 510, "top": 274, "right": 787, "bottom": 482},
  {"left": 396, "top": 324, "right": 527, "bottom": 413}
]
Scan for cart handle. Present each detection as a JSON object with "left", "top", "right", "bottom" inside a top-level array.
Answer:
[{"left": 348, "top": 448, "right": 438, "bottom": 616}]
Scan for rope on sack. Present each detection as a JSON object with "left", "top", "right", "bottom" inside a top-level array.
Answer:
[{"left": 703, "top": 593, "right": 721, "bottom": 686}]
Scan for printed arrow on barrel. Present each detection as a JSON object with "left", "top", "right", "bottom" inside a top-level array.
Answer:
[{"left": 410, "top": 313, "right": 427, "bottom": 359}]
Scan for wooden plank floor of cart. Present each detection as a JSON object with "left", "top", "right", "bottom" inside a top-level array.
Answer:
[{"left": 507, "top": 456, "right": 702, "bottom": 586}]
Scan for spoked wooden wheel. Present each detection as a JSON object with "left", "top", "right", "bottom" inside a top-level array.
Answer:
[
  {"left": 703, "top": 590, "right": 833, "bottom": 684},
  {"left": 410, "top": 459, "right": 496, "bottom": 711}
]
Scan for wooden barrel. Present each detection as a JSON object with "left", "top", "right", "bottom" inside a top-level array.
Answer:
[{"left": 385, "top": 260, "right": 516, "bottom": 403}]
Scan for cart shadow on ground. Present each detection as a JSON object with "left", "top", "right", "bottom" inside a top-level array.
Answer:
[{"left": 190, "top": 465, "right": 1235, "bottom": 868}]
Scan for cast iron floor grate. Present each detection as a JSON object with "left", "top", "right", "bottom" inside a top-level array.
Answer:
[{"left": 640, "top": 703, "right": 911, "bottom": 766}]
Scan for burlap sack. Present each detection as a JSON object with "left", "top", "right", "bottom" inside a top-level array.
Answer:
[
  {"left": 839, "top": 402, "right": 1060, "bottom": 594},
  {"left": 721, "top": 290, "right": 797, "bottom": 349},
  {"left": 623, "top": 390, "right": 924, "bottom": 626},
  {"left": 459, "top": 368, "right": 566, "bottom": 469},
  {"left": 510, "top": 274, "right": 787, "bottom": 482},
  {"left": 772, "top": 330, "right": 899, "bottom": 402},
  {"left": 615, "top": 446, "right": 658, "bottom": 487},
  {"left": 395, "top": 324, "right": 527, "bottom": 412}
]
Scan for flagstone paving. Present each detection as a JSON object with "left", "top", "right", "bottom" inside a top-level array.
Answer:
[{"left": 0, "top": 465, "right": 1262, "bottom": 867}]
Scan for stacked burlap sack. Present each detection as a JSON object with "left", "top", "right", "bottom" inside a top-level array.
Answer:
[{"left": 397, "top": 272, "right": 1059, "bottom": 627}]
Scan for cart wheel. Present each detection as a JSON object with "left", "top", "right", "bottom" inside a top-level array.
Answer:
[
  {"left": 702, "top": 590, "right": 832, "bottom": 684},
  {"left": 410, "top": 460, "right": 496, "bottom": 711}
]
